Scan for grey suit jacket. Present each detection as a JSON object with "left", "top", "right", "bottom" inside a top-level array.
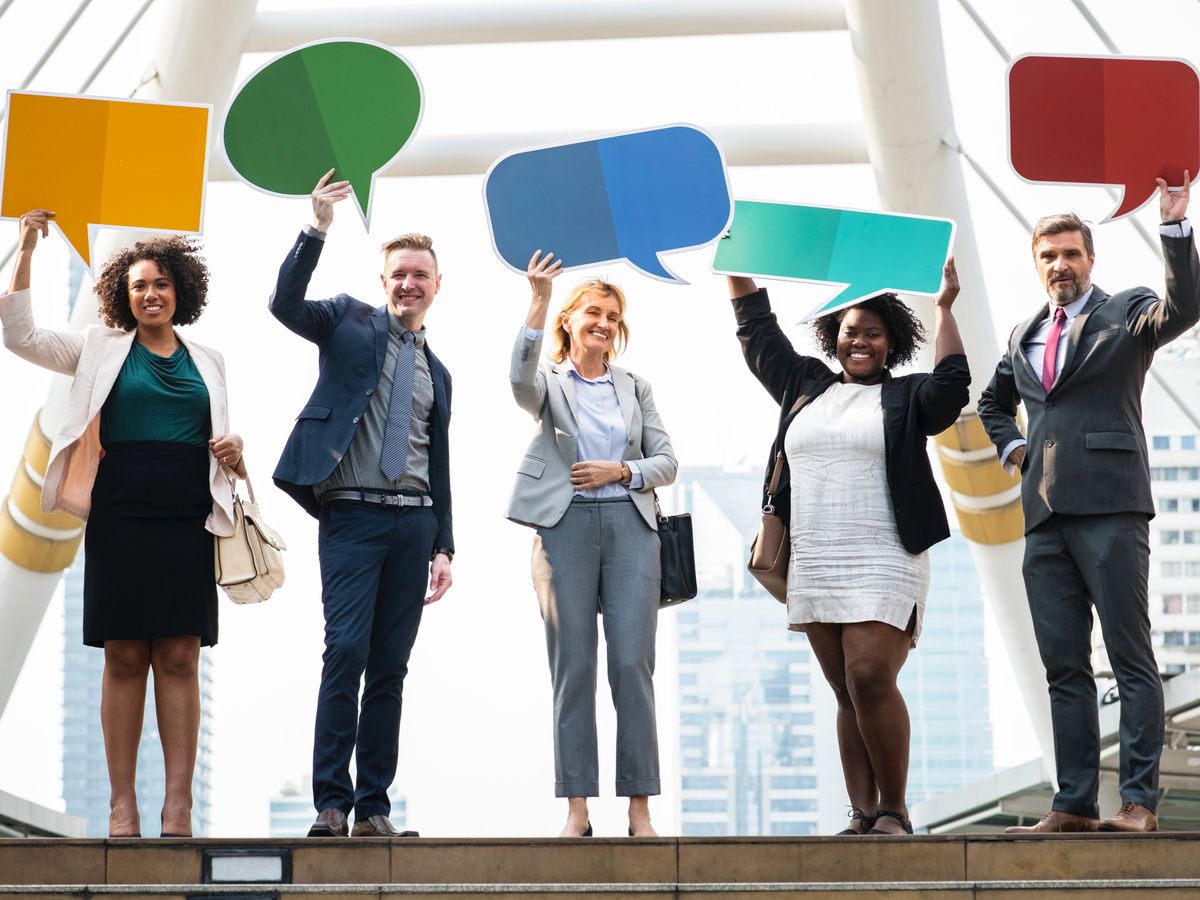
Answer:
[
  {"left": 978, "top": 232, "right": 1200, "bottom": 533},
  {"left": 506, "top": 328, "right": 677, "bottom": 530}
]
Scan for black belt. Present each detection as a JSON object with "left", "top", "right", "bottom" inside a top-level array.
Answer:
[{"left": 321, "top": 489, "right": 433, "bottom": 508}]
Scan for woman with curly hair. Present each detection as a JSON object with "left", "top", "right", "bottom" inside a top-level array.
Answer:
[
  {"left": 726, "top": 261, "right": 969, "bottom": 836},
  {"left": 1, "top": 209, "right": 246, "bottom": 838}
]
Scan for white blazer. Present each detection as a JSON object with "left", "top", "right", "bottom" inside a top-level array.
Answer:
[
  {"left": 507, "top": 327, "right": 677, "bottom": 530},
  {"left": 0, "top": 289, "right": 236, "bottom": 536}
]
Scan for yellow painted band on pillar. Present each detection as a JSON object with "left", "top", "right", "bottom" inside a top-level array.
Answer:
[
  {"left": 0, "top": 415, "right": 84, "bottom": 573},
  {"left": 0, "top": 505, "right": 82, "bottom": 572},
  {"left": 936, "top": 411, "right": 1026, "bottom": 545}
]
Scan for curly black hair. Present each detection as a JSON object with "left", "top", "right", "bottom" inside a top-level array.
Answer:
[
  {"left": 811, "top": 293, "right": 927, "bottom": 369},
  {"left": 94, "top": 235, "right": 209, "bottom": 331}
]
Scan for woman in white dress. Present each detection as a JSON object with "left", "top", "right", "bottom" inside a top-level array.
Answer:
[{"left": 727, "top": 262, "right": 968, "bottom": 835}]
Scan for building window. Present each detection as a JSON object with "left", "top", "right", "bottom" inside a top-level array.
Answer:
[
  {"left": 1164, "top": 595, "right": 1183, "bottom": 614},
  {"left": 1191, "top": 499, "right": 1200, "bottom": 513},
  {"left": 682, "top": 776, "right": 728, "bottom": 790},
  {"left": 1162, "top": 561, "right": 1182, "bottom": 577},
  {"left": 1183, "top": 435, "right": 1198, "bottom": 451},
  {"left": 1153, "top": 435, "right": 1171, "bottom": 450},
  {"left": 1162, "top": 531, "right": 1181, "bottom": 545},
  {"left": 682, "top": 799, "right": 728, "bottom": 813},
  {"left": 1189, "top": 632, "right": 1200, "bottom": 648},
  {"left": 1187, "top": 468, "right": 1200, "bottom": 481},
  {"left": 1161, "top": 498, "right": 1180, "bottom": 513},
  {"left": 770, "top": 798, "right": 817, "bottom": 812},
  {"left": 770, "top": 822, "right": 817, "bottom": 835},
  {"left": 1188, "top": 562, "right": 1200, "bottom": 576},
  {"left": 1164, "top": 631, "right": 1185, "bottom": 647},
  {"left": 1188, "top": 595, "right": 1200, "bottom": 615},
  {"left": 1152, "top": 468, "right": 1179, "bottom": 481},
  {"left": 1186, "top": 531, "right": 1200, "bottom": 544},
  {"left": 769, "top": 775, "right": 817, "bottom": 789}
]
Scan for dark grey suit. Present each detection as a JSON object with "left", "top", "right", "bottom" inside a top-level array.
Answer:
[{"left": 978, "top": 230, "right": 1200, "bottom": 817}]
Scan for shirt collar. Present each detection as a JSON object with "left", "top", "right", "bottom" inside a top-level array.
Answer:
[
  {"left": 564, "top": 359, "right": 612, "bottom": 384},
  {"left": 388, "top": 312, "right": 426, "bottom": 347}
]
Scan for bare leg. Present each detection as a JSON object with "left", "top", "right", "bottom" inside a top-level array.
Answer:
[
  {"left": 805, "top": 623, "right": 877, "bottom": 830},
  {"left": 102, "top": 640, "right": 151, "bottom": 837},
  {"left": 841, "top": 619, "right": 914, "bottom": 834},
  {"left": 628, "top": 794, "right": 657, "bottom": 837},
  {"left": 151, "top": 636, "right": 201, "bottom": 837},
  {"left": 560, "top": 796, "right": 591, "bottom": 837}
]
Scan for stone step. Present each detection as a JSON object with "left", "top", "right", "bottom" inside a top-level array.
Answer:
[{"left": 2, "top": 834, "right": 1199, "bottom": 897}]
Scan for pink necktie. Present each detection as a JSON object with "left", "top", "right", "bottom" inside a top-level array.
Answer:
[{"left": 1041, "top": 307, "right": 1067, "bottom": 392}]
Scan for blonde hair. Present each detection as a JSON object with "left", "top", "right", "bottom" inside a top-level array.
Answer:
[
  {"left": 549, "top": 279, "right": 629, "bottom": 364},
  {"left": 380, "top": 233, "right": 437, "bottom": 271}
]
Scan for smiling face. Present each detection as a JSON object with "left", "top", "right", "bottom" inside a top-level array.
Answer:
[
  {"left": 562, "top": 290, "right": 622, "bottom": 361},
  {"left": 126, "top": 259, "right": 177, "bottom": 328},
  {"left": 380, "top": 247, "right": 441, "bottom": 328},
  {"left": 1035, "top": 230, "right": 1094, "bottom": 307},
  {"left": 836, "top": 307, "right": 892, "bottom": 383}
]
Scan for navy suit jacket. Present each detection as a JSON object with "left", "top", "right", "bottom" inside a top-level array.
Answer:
[{"left": 270, "top": 231, "right": 454, "bottom": 553}]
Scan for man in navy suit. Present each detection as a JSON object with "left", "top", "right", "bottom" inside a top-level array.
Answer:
[{"left": 270, "top": 171, "right": 454, "bottom": 838}]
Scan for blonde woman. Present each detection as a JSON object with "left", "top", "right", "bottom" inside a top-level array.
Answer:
[{"left": 507, "top": 251, "right": 677, "bottom": 838}]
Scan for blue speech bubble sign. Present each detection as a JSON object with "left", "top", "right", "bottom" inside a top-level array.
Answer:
[{"left": 483, "top": 125, "right": 732, "bottom": 284}]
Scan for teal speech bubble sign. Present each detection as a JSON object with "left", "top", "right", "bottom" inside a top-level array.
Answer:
[
  {"left": 713, "top": 200, "right": 955, "bottom": 322},
  {"left": 222, "top": 39, "right": 423, "bottom": 228}
]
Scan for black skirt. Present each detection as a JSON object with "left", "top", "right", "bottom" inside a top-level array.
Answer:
[{"left": 83, "top": 441, "right": 217, "bottom": 647}]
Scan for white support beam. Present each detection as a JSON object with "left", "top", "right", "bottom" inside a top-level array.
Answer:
[
  {"left": 844, "top": 0, "right": 1055, "bottom": 766},
  {"left": 206, "top": 122, "right": 868, "bottom": 181},
  {"left": 244, "top": 0, "right": 846, "bottom": 52}
]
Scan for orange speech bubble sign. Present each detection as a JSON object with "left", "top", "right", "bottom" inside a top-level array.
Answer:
[{"left": 1, "top": 91, "right": 211, "bottom": 268}]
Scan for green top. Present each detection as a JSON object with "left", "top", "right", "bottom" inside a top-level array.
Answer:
[{"left": 100, "top": 341, "right": 211, "bottom": 446}]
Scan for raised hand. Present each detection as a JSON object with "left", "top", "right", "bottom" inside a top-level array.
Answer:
[
  {"left": 18, "top": 209, "right": 55, "bottom": 252},
  {"left": 935, "top": 257, "right": 960, "bottom": 309},
  {"left": 527, "top": 249, "right": 564, "bottom": 304},
  {"left": 311, "top": 169, "right": 352, "bottom": 232},
  {"left": 1157, "top": 169, "right": 1191, "bottom": 223}
]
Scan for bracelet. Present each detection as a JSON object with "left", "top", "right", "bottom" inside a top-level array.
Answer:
[
  {"left": 619, "top": 462, "right": 632, "bottom": 485},
  {"left": 432, "top": 548, "right": 454, "bottom": 563}
]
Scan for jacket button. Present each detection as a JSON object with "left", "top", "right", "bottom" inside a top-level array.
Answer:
[
  {"left": 366, "top": 388, "right": 374, "bottom": 396},
  {"left": 353, "top": 416, "right": 360, "bottom": 424},
  {"left": 1045, "top": 439, "right": 1054, "bottom": 448},
  {"left": 1045, "top": 401, "right": 1052, "bottom": 410}
]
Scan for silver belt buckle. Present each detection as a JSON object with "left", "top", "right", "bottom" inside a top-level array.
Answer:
[{"left": 381, "top": 493, "right": 404, "bottom": 507}]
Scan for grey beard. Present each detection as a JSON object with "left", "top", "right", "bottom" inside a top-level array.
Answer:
[{"left": 1048, "top": 279, "right": 1085, "bottom": 306}]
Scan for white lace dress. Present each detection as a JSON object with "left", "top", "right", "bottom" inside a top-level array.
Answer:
[{"left": 784, "top": 380, "right": 929, "bottom": 647}]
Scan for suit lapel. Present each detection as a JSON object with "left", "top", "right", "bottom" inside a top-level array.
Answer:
[
  {"left": 372, "top": 307, "right": 389, "bottom": 376},
  {"left": 551, "top": 364, "right": 579, "bottom": 427},
  {"left": 612, "top": 367, "right": 636, "bottom": 442},
  {"left": 1054, "top": 287, "right": 1108, "bottom": 390},
  {"left": 89, "top": 330, "right": 137, "bottom": 419},
  {"left": 1014, "top": 305, "right": 1047, "bottom": 389},
  {"left": 178, "top": 334, "right": 226, "bottom": 437}
]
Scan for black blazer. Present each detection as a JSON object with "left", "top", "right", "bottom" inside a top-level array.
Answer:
[
  {"left": 734, "top": 288, "right": 970, "bottom": 555},
  {"left": 269, "top": 231, "right": 454, "bottom": 553}
]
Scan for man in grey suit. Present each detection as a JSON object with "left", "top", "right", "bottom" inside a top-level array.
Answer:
[{"left": 978, "top": 174, "right": 1199, "bottom": 834}]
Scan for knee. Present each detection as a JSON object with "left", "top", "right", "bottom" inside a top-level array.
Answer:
[
  {"left": 845, "top": 660, "right": 894, "bottom": 706},
  {"left": 322, "top": 637, "right": 368, "bottom": 678},
  {"left": 608, "top": 648, "right": 653, "bottom": 688},
  {"left": 105, "top": 642, "right": 150, "bottom": 680},
  {"left": 150, "top": 640, "right": 199, "bottom": 681},
  {"left": 825, "top": 675, "right": 854, "bottom": 709}
]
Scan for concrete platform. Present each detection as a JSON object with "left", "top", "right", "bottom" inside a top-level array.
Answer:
[{"left": 1, "top": 834, "right": 1199, "bottom": 898}]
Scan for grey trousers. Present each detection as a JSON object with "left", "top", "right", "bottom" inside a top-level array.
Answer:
[
  {"left": 532, "top": 496, "right": 661, "bottom": 798},
  {"left": 1023, "top": 512, "right": 1163, "bottom": 818}
]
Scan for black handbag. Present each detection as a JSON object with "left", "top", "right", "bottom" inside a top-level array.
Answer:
[{"left": 656, "top": 494, "right": 697, "bottom": 608}]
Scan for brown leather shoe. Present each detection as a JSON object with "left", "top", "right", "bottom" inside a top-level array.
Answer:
[
  {"left": 351, "top": 814, "right": 420, "bottom": 838},
  {"left": 307, "top": 807, "right": 349, "bottom": 837},
  {"left": 1004, "top": 810, "right": 1100, "bottom": 834},
  {"left": 1099, "top": 802, "right": 1158, "bottom": 833}
]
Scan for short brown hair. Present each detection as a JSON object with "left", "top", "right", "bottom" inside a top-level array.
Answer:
[
  {"left": 550, "top": 279, "right": 629, "bottom": 364},
  {"left": 94, "top": 236, "right": 209, "bottom": 331},
  {"left": 1031, "top": 213, "right": 1094, "bottom": 258},
  {"left": 381, "top": 233, "right": 437, "bottom": 271}
]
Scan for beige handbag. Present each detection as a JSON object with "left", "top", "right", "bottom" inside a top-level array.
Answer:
[
  {"left": 748, "top": 451, "right": 789, "bottom": 604},
  {"left": 215, "top": 473, "right": 287, "bottom": 604}
]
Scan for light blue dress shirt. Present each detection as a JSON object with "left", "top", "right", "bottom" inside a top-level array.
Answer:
[{"left": 523, "top": 325, "right": 644, "bottom": 497}]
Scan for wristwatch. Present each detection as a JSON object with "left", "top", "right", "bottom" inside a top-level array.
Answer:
[
  {"left": 619, "top": 462, "right": 632, "bottom": 485},
  {"left": 432, "top": 548, "right": 454, "bottom": 562}
]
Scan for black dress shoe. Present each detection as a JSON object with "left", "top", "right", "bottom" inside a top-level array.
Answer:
[
  {"left": 308, "top": 807, "right": 350, "bottom": 837},
  {"left": 351, "top": 814, "right": 420, "bottom": 837}
]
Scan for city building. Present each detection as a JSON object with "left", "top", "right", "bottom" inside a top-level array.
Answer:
[{"left": 61, "top": 552, "right": 214, "bottom": 837}]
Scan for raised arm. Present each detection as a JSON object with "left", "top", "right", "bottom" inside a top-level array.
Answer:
[
  {"left": 1128, "top": 172, "right": 1200, "bottom": 349},
  {"left": 727, "top": 276, "right": 823, "bottom": 406},
  {"left": 933, "top": 257, "right": 965, "bottom": 364},
  {"left": 510, "top": 250, "right": 562, "bottom": 416},
  {"left": 1, "top": 210, "right": 85, "bottom": 375},
  {"left": 267, "top": 170, "right": 353, "bottom": 343}
]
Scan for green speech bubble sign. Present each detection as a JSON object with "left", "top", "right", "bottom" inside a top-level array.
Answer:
[{"left": 222, "top": 39, "right": 423, "bottom": 228}]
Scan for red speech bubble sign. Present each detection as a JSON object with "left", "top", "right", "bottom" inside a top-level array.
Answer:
[{"left": 1008, "top": 54, "right": 1199, "bottom": 222}]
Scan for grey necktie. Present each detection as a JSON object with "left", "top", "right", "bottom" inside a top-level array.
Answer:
[{"left": 380, "top": 330, "right": 415, "bottom": 480}]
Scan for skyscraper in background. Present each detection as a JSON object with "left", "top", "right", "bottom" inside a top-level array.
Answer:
[
  {"left": 671, "top": 466, "right": 994, "bottom": 833},
  {"left": 61, "top": 552, "right": 213, "bottom": 837}
]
